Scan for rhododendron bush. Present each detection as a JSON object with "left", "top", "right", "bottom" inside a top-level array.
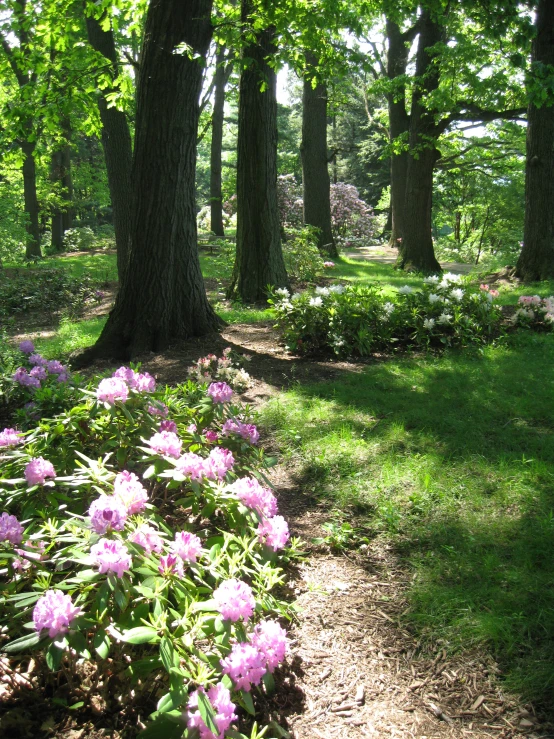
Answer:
[{"left": 0, "top": 347, "right": 296, "bottom": 738}]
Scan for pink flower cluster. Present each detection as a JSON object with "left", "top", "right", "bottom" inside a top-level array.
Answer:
[
  {"left": 90, "top": 538, "right": 132, "bottom": 578},
  {"left": 172, "top": 531, "right": 202, "bottom": 563},
  {"left": 158, "top": 553, "right": 184, "bottom": 578},
  {"left": 147, "top": 430, "right": 182, "bottom": 458},
  {"left": 0, "top": 512, "right": 24, "bottom": 544},
  {"left": 187, "top": 682, "right": 237, "bottom": 739},
  {"left": 228, "top": 477, "right": 278, "bottom": 518},
  {"left": 174, "top": 448, "right": 234, "bottom": 481},
  {"left": 33, "top": 590, "right": 82, "bottom": 638},
  {"left": 479, "top": 284, "right": 499, "bottom": 298},
  {"left": 96, "top": 367, "right": 156, "bottom": 405},
  {"left": 220, "top": 642, "right": 266, "bottom": 691},
  {"left": 147, "top": 402, "right": 169, "bottom": 418},
  {"left": 96, "top": 377, "right": 129, "bottom": 404},
  {"left": 252, "top": 619, "right": 288, "bottom": 671},
  {"left": 221, "top": 419, "right": 259, "bottom": 444},
  {"left": 24, "top": 457, "right": 56, "bottom": 486},
  {"left": 518, "top": 295, "right": 543, "bottom": 306},
  {"left": 207, "top": 382, "right": 233, "bottom": 404},
  {"left": 88, "top": 495, "right": 128, "bottom": 534},
  {"left": 0, "top": 428, "right": 23, "bottom": 447},
  {"left": 258, "top": 515, "right": 290, "bottom": 551},
  {"left": 113, "top": 470, "right": 148, "bottom": 514},
  {"left": 159, "top": 419, "right": 177, "bottom": 433},
  {"left": 213, "top": 579, "right": 255, "bottom": 622},
  {"left": 130, "top": 524, "right": 164, "bottom": 554},
  {"left": 113, "top": 366, "right": 156, "bottom": 392},
  {"left": 323, "top": 261, "right": 335, "bottom": 268}
]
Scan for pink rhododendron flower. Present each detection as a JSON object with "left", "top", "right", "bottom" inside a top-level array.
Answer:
[
  {"left": 96, "top": 377, "right": 129, "bottom": 404},
  {"left": 159, "top": 419, "right": 177, "bottom": 433},
  {"left": 88, "top": 495, "right": 128, "bottom": 534},
  {"left": 204, "top": 430, "right": 219, "bottom": 443},
  {"left": 228, "top": 477, "right": 278, "bottom": 518},
  {"left": 46, "top": 360, "right": 66, "bottom": 375},
  {"left": 158, "top": 553, "right": 184, "bottom": 578},
  {"left": 172, "top": 531, "right": 202, "bottom": 563},
  {"left": 113, "top": 471, "right": 148, "bottom": 514},
  {"left": 147, "top": 430, "right": 182, "bottom": 458},
  {"left": 204, "top": 447, "right": 234, "bottom": 481},
  {"left": 251, "top": 619, "right": 288, "bottom": 671},
  {"left": 207, "top": 382, "right": 233, "bottom": 404},
  {"left": 18, "top": 340, "right": 34, "bottom": 354},
  {"left": 220, "top": 642, "right": 266, "bottom": 691},
  {"left": 135, "top": 372, "right": 156, "bottom": 392},
  {"left": 33, "top": 590, "right": 81, "bottom": 639},
  {"left": 90, "top": 538, "right": 132, "bottom": 578},
  {"left": 0, "top": 428, "right": 23, "bottom": 448},
  {"left": 222, "top": 419, "right": 259, "bottom": 444},
  {"left": 187, "top": 683, "right": 237, "bottom": 739},
  {"left": 147, "top": 402, "right": 169, "bottom": 417},
  {"left": 113, "top": 366, "right": 137, "bottom": 385},
  {"left": 214, "top": 579, "right": 255, "bottom": 622},
  {"left": 24, "top": 457, "right": 56, "bottom": 486},
  {"left": 174, "top": 451, "right": 205, "bottom": 480},
  {"left": 258, "top": 516, "right": 290, "bottom": 551},
  {"left": 0, "top": 512, "right": 24, "bottom": 544},
  {"left": 323, "top": 261, "right": 335, "bottom": 268},
  {"left": 187, "top": 423, "right": 197, "bottom": 433},
  {"left": 129, "top": 524, "right": 164, "bottom": 554}
]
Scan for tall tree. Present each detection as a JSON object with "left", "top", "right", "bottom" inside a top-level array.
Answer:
[
  {"left": 77, "top": 0, "right": 222, "bottom": 362},
  {"left": 227, "top": 0, "right": 288, "bottom": 302},
  {"left": 516, "top": 0, "right": 554, "bottom": 281},
  {"left": 210, "top": 46, "right": 232, "bottom": 236}
]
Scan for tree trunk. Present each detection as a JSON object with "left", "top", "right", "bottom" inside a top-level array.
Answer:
[
  {"left": 516, "top": 0, "right": 554, "bottom": 281},
  {"left": 51, "top": 149, "right": 65, "bottom": 251},
  {"left": 386, "top": 19, "right": 410, "bottom": 249},
  {"left": 85, "top": 9, "right": 133, "bottom": 279},
  {"left": 210, "top": 47, "right": 227, "bottom": 237},
  {"left": 227, "top": 1, "right": 288, "bottom": 303},
  {"left": 75, "top": 0, "right": 222, "bottom": 364},
  {"left": 62, "top": 139, "right": 73, "bottom": 231},
  {"left": 50, "top": 122, "right": 73, "bottom": 250},
  {"left": 397, "top": 10, "right": 443, "bottom": 273},
  {"left": 22, "top": 141, "right": 41, "bottom": 259},
  {"left": 301, "top": 55, "right": 337, "bottom": 257}
]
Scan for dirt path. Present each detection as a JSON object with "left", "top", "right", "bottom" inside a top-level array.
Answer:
[{"left": 343, "top": 244, "right": 474, "bottom": 275}]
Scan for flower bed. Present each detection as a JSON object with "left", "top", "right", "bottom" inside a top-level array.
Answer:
[{"left": 0, "top": 344, "right": 295, "bottom": 738}]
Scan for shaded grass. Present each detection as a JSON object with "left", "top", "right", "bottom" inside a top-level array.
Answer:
[
  {"left": 259, "top": 331, "right": 554, "bottom": 706},
  {"left": 4, "top": 251, "right": 118, "bottom": 283}
]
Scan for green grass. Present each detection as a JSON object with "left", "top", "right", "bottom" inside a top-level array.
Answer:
[
  {"left": 4, "top": 251, "right": 118, "bottom": 283},
  {"left": 259, "top": 330, "right": 554, "bottom": 707},
  {"left": 32, "top": 317, "right": 107, "bottom": 358}
]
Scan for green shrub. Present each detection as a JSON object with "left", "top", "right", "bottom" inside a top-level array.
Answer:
[
  {"left": 63, "top": 226, "right": 96, "bottom": 252},
  {"left": 283, "top": 226, "right": 324, "bottom": 282}
]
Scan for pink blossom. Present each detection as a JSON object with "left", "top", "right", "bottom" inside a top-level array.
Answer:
[
  {"left": 147, "top": 402, "right": 169, "bottom": 418},
  {"left": 489, "top": 289, "right": 499, "bottom": 298},
  {"left": 88, "top": 495, "right": 128, "bottom": 534},
  {"left": 221, "top": 419, "right": 240, "bottom": 436},
  {"left": 158, "top": 553, "right": 184, "bottom": 578},
  {"left": 214, "top": 579, "right": 255, "bottom": 622},
  {"left": 187, "top": 423, "right": 197, "bottom": 434},
  {"left": 228, "top": 477, "right": 278, "bottom": 518},
  {"left": 129, "top": 524, "right": 164, "bottom": 554},
  {"left": 90, "top": 538, "right": 132, "bottom": 578},
  {"left": 18, "top": 340, "right": 35, "bottom": 354},
  {"left": 135, "top": 372, "right": 156, "bottom": 392},
  {"left": 147, "top": 430, "right": 182, "bottom": 459},
  {"left": 204, "top": 430, "right": 219, "bottom": 443},
  {"left": 96, "top": 377, "right": 129, "bottom": 404},
  {"left": 480, "top": 284, "right": 490, "bottom": 292},
  {"left": 24, "top": 457, "right": 56, "bottom": 486},
  {"left": 220, "top": 642, "right": 266, "bottom": 691},
  {"left": 33, "top": 590, "right": 81, "bottom": 639},
  {"left": 187, "top": 683, "right": 237, "bottom": 739},
  {"left": 174, "top": 452, "right": 205, "bottom": 481},
  {"left": 323, "top": 261, "right": 335, "bottom": 268},
  {"left": 159, "top": 419, "right": 177, "bottom": 433},
  {"left": 172, "top": 531, "right": 202, "bottom": 563},
  {"left": 46, "top": 360, "right": 66, "bottom": 375},
  {"left": 207, "top": 382, "right": 233, "bottom": 404},
  {"left": 0, "top": 428, "right": 24, "bottom": 448},
  {"left": 113, "top": 471, "right": 148, "bottom": 514},
  {"left": 0, "top": 512, "right": 24, "bottom": 544},
  {"left": 113, "top": 366, "right": 137, "bottom": 385},
  {"left": 252, "top": 619, "right": 288, "bottom": 671},
  {"left": 258, "top": 516, "right": 290, "bottom": 551},
  {"left": 221, "top": 419, "right": 259, "bottom": 444},
  {"left": 204, "top": 447, "right": 234, "bottom": 481}
]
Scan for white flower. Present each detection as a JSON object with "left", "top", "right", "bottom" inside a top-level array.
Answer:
[
  {"left": 332, "top": 335, "right": 345, "bottom": 347},
  {"left": 442, "top": 272, "right": 461, "bottom": 284},
  {"left": 275, "top": 287, "right": 290, "bottom": 298},
  {"left": 470, "top": 293, "right": 481, "bottom": 301},
  {"left": 450, "top": 288, "right": 464, "bottom": 301},
  {"left": 309, "top": 297, "right": 323, "bottom": 307},
  {"left": 383, "top": 301, "right": 395, "bottom": 314},
  {"left": 329, "top": 284, "right": 345, "bottom": 294},
  {"left": 437, "top": 312, "right": 453, "bottom": 325},
  {"left": 429, "top": 293, "right": 440, "bottom": 304},
  {"left": 315, "top": 286, "right": 330, "bottom": 297},
  {"left": 398, "top": 285, "right": 413, "bottom": 295},
  {"left": 423, "top": 275, "right": 440, "bottom": 285},
  {"left": 423, "top": 318, "right": 435, "bottom": 329},
  {"left": 291, "top": 292, "right": 302, "bottom": 301}
]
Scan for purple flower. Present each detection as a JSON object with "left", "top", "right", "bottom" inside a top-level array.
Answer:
[
  {"left": 113, "top": 366, "right": 137, "bottom": 386},
  {"left": 113, "top": 471, "right": 148, "bottom": 514},
  {"left": 174, "top": 452, "right": 205, "bottom": 480},
  {"left": 158, "top": 553, "right": 184, "bottom": 578},
  {"left": 135, "top": 372, "right": 156, "bottom": 392},
  {"left": 203, "top": 447, "right": 234, "bottom": 481},
  {"left": 18, "top": 340, "right": 35, "bottom": 354},
  {"left": 146, "top": 430, "right": 182, "bottom": 459},
  {"left": 187, "top": 423, "right": 197, "bottom": 434},
  {"left": 30, "top": 366, "right": 47, "bottom": 381},
  {"left": 147, "top": 402, "right": 169, "bottom": 418},
  {"left": 0, "top": 428, "right": 24, "bottom": 448},
  {"left": 258, "top": 516, "right": 290, "bottom": 551},
  {"left": 251, "top": 619, "right": 288, "bottom": 671},
  {"left": 207, "top": 382, "right": 233, "bottom": 404},
  {"left": 96, "top": 377, "right": 129, "bottom": 405},
  {"left": 213, "top": 579, "right": 255, "bottom": 622},
  {"left": 33, "top": 590, "right": 81, "bottom": 639},
  {"left": 24, "top": 458, "right": 56, "bottom": 486},
  {"left": 28, "top": 353, "right": 46, "bottom": 366},
  {"left": 220, "top": 642, "right": 266, "bottom": 691},
  {"left": 204, "top": 430, "right": 219, "bottom": 443},
  {"left": 129, "top": 524, "right": 164, "bottom": 554},
  {"left": 222, "top": 418, "right": 259, "bottom": 444},
  {"left": 172, "top": 531, "right": 202, "bottom": 563},
  {"left": 159, "top": 419, "right": 177, "bottom": 433},
  {"left": 228, "top": 477, "right": 278, "bottom": 518},
  {"left": 0, "top": 512, "right": 24, "bottom": 544},
  {"left": 90, "top": 538, "right": 132, "bottom": 578},
  {"left": 88, "top": 495, "right": 128, "bottom": 534},
  {"left": 187, "top": 683, "right": 237, "bottom": 739},
  {"left": 45, "top": 360, "right": 66, "bottom": 375},
  {"left": 13, "top": 367, "right": 40, "bottom": 389}
]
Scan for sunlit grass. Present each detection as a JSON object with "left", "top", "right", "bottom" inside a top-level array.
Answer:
[
  {"left": 31, "top": 317, "right": 107, "bottom": 358},
  {"left": 4, "top": 251, "right": 118, "bottom": 283}
]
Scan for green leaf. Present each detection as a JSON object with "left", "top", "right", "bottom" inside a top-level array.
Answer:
[
  {"left": 240, "top": 689, "right": 256, "bottom": 716},
  {"left": 138, "top": 713, "right": 187, "bottom": 739},
  {"left": 120, "top": 626, "right": 160, "bottom": 644},
  {"left": 3, "top": 631, "right": 42, "bottom": 653},
  {"left": 46, "top": 642, "right": 64, "bottom": 670},
  {"left": 262, "top": 671, "right": 275, "bottom": 694},
  {"left": 157, "top": 688, "right": 186, "bottom": 713},
  {"left": 197, "top": 689, "right": 219, "bottom": 734},
  {"left": 159, "top": 636, "right": 178, "bottom": 672},
  {"left": 94, "top": 629, "right": 111, "bottom": 659}
]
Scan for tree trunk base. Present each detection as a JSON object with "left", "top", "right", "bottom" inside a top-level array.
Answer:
[{"left": 395, "top": 252, "right": 442, "bottom": 274}]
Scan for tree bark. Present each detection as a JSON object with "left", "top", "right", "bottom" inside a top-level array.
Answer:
[
  {"left": 516, "top": 0, "right": 554, "bottom": 281},
  {"left": 301, "top": 54, "right": 337, "bottom": 257},
  {"left": 227, "top": 1, "right": 289, "bottom": 303},
  {"left": 85, "top": 8, "right": 133, "bottom": 279},
  {"left": 51, "top": 149, "right": 65, "bottom": 251},
  {"left": 50, "top": 121, "right": 73, "bottom": 250},
  {"left": 397, "top": 10, "right": 443, "bottom": 273},
  {"left": 62, "top": 141, "right": 73, "bottom": 231},
  {"left": 210, "top": 47, "right": 228, "bottom": 237},
  {"left": 75, "top": 0, "right": 222, "bottom": 364},
  {"left": 22, "top": 141, "right": 41, "bottom": 259}
]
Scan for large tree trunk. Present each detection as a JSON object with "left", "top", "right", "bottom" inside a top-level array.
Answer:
[
  {"left": 227, "top": 2, "right": 288, "bottom": 303},
  {"left": 301, "top": 55, "right": 336, "bottom": 257},
  {"left": 210, "top": 47, "right": 227, "bottom": 237},
  {"left": 51, "top": 149, "right": 65, "bottom": 251},
  {"left": 85, "top": 10, "right": 133, "bottom": 279},
  {"left": 397, "top": 10, "right": 442, "bottom": 273},
  {"left": 516, "top": 0, "right": 554, "bottom": 281},
  {"left": 75, "top": 0, "right": 222, "bottom": 364},
  {"left": 22, "top": 141, "right": 41, "bottom": 259},
  {"left": 386, "top": 19, "right": 410, "bottom": 249}
]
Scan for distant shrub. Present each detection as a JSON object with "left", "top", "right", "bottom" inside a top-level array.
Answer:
[
  {"left": 63, "top": 226, "right": 96, "bottom": 252},
  {"left": 283, "top": 226, "right": 324, "bottom": 282}
]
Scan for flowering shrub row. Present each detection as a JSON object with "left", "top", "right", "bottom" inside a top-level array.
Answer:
[
  {"left": 269, "top": 274, "right": 502, "bottom": 357},
  {"left": 0, "top": 344, "right": 295, "bottom": 738}
]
